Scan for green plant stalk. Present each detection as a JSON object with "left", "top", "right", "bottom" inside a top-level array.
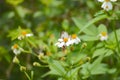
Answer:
[
  {"left": 24, "top": 71, "right": 32, "bottom": 80},
  {"left": 112, "top": 21, "right": 120, "bottom": 55}
]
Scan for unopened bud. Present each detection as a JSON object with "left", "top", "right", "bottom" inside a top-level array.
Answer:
[
  {"left": 20, "top": 66, "right": 26, "bottom": 72},
  {"left": 60, "top": 57, "right": 66, "bottom": 61},
  {"left": 79, "top": 60, "right": 84, "bottom": 65},
  {"left": 33, "top": 62, "right": 41, "bottom": 67},
  {"left": 86, "top": 57, "right": 91, "bottom": 62},
  {"left": 81, "top": 43, "right": 87, "bottom": 49},
  {"left": 13, "top": 56, "right": 20, "bottom": 64},
  {"left": 38, "top": 53, "right": 44, "bottom": 60}
]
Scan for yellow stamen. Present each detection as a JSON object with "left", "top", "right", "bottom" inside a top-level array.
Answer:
[
  {"left": 63, "top": 38, "right": 68, "bottom": 42},
  {"left": 105, "top": 0, "right": 110, "bottom": 2},
  {"left": 22, "top": 31, "right": 27, "bottom": 36},
  {"left": 101, "top": 32, "right": 107, "bottom": 36},
  {"left": 71, "top": 34, "right": 77, "bottom": 39},
  {"left": 13, "top": 44, "right": 18, "bottom": 49}
]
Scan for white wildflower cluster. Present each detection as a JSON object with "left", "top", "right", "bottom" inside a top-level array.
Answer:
[
  {"left": 18, "top": 31, "right": 33, "bottom": 40},
  {"left": 98, "top": 0, "right": 117, "bottom": 11},
  {"left": 55, "top": 32, "right": 81, "bottom": 48}
]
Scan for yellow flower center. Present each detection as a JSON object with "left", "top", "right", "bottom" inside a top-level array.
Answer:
[
  {"left": 22, "top": 31, "right": 27, "bottom": 36},
  {"left": 101, "top": 32, "right": 107, "bottom": 36},
  {"left": 105, "top": 0, "right": 110, "bottom": 2},
  {"left": 106, "top": 5, "right": 109, "bottom": 9},
  {"left": 71, "top": 34, "right": 77, "bottom": 39},
  {"left": 13, "top": 44, "right": 18, "bottom": 49},
  {"left": 63, "top": 38, "right": 68, "bottom": 42}
]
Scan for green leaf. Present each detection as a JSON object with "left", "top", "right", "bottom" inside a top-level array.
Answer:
[
  {"left": 6, "top": 0, "right": 24, "bottom": 6},
  {"left": 48, "top": 60, "right": 66, "bottom": 76},
  {"left": 78, "top": 15, "right": 108, "bottom": 34},
  {"left": 67, "top": 67, "right": 81, "bottom": 79},
  {"left": 98, "top": 24, "right": 108, "bottom": 33},
  {"left": 62, "top": 19, "right": 69, "bottom": 30},
  {"left": 80, "top": 35, "right": 98, "bottom": 41},
  {"left": 92, "top": 48, "right": 107, "bottom": 58}
]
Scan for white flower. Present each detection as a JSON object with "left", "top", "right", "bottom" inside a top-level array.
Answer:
[
  {"left": 18, "top": 31, "right": 33, "bottom": 40},
  {"left": 11, "top": 44, "right": 21, "bottom": 55},
  {"left": 70, "top": 34, "right": 81, "bottom": 44},
  {"left": 99, "top": 32, "right": 108, "bottom": 41},
  {"left": 98, "top": 0, "right": 117, "bottom": 11},
  {"left": 55, "top": 32, "right": 71, "bottom": 48},
  {"left": 55, "top": 32, "right": 81, "bottom": 48}
]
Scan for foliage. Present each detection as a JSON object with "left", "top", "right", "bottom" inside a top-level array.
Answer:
[{"left": 0, "top": 0, "right": 120, "bottom": 80}]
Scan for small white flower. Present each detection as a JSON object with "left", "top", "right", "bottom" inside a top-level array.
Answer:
[
  {"left": 70, "top": 34, "right": 81, "bottom": 44},
  {"left": 98, "top": 0, "right": 117, "bottom": 11},
  {"left": 99, "top": 32, "right": 108, "bottom": 41},
  {"left": 55, "top": 32, "right": 71, "bottom": 48},
  {"left": 11, "top": 44, "right": 21, "bottom": 55},
  {"left": 18, "top": 31, "right": 33, "bottom": 40}
]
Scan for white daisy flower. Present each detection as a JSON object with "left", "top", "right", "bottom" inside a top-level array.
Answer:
[
  {"left": 18, "top": 31, "right": 33, "bottom": 40},
  {"left": 11, "top": 44, "right": 21, "bottom": 55},
  {"left": 98, "top": 0, "right": 117, "bottom": 11},
  {"left": 55, "top": 32, "right": 71, "bottom": 48},
  {"left": 70, "top": 34, "right": 81, "bottom": 44},
  {"left": 99, "top": 32, "right": 108, "bottom": 41}
]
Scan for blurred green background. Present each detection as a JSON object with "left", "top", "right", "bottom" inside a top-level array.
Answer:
[{"left": 0, "top": 0, "right": 119, "bottom": 80}]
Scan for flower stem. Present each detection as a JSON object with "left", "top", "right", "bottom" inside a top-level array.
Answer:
[
  {"left": 112, "top": 20, "right": 120, "bottom": 56},
  {"left": 24, "top": 71, "right": 31, "bottom": 80}
]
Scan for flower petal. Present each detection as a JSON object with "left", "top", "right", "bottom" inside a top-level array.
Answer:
[
  {"left": 110, "top": 0, "right": 117, "bottom": 2},
  {"left": 98, "top": 0, "right": 104, "bottom": 2}
]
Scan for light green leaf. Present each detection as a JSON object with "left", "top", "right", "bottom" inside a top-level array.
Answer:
[
  {"left": 98, "top": 24, "right": 108, "bottom": 33},
  {"left": 78, "top": 15, "right": 108, "bottom": 34}
]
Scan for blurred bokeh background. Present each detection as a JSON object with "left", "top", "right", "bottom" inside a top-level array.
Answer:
[{"left": 0, "top": 0, "right": 118, "bottom": 80}]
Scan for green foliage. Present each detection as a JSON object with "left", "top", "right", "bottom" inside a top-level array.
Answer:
[{"left": 0, "top": 0, "right": 120, "bottom": 80}]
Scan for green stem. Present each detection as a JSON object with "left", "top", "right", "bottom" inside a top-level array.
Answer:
[
  {"left": 112, "top": 21, "right": 120, "bottom": 54},
  {"left": 24, "top": 71, "right": 31, "bottom": 80}
]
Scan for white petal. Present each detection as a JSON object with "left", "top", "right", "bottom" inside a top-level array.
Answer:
[
  {"left": 100, "top": 36, "right": 108, "bottom": 41},
  {"left": 58, "top": 39, "right": 63, "bottom": 42},
  {"left": 26, "top": 33, "right": 33, "bottom": 37},
  {"left": 101, "top": 2, "right": 113, "bottom": 11},
  {"left": 13, "top": 49, "right": 21, "bottom": 55},
  {"left": 61, "top": 32, "right": 69, "bottom": 39},
  {"left": 110, "top": 0, "right": 117, "bottom": 2},
  {"left": 66, "top": 41, "right": 72, "bottom": 46},
  {"left": 98, "top": 0, "right": 104, "bottom": 2},
  {"left": 58, "top": 42, "right": 65, "bottom": 48},
  {"left": 18, "top": 36, "right": 22, "bottom": 40}
]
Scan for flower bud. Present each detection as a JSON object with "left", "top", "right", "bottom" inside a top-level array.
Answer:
[
  {"left": 86, "top": 57, "right": 91, "bottom": 62},
  {"left": 38, "top": 53, "right": 44, "bottom": 60},
  {"left": 33, "top": 62, "right": 41, "bottom": 67},
  {"left": 20, "top": 66, "right": 26, "bottom": 72},
  {"left": 81, "top": 43, "right": 87, "bottom": 49},
  {"left": 13, "top": 56, "right": 20, "bottom": 64}
]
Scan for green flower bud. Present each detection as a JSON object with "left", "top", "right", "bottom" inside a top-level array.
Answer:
[
  {"left": 33, "top": 62, "right": 41, "bottom": 67},
  {"left": 13, "top": 56, "right": 20, "bottom": 64},
  {"left": 20, "top": 66, "right": 26, "bottom": 72}
]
